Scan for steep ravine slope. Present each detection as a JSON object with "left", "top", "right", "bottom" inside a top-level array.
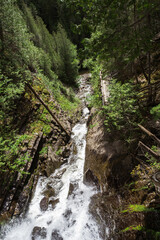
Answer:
[
  {"left": 0, "top": 72, "right": 104, "bottom": 240},
  {"left": 0, "top": 78, "right": 82, "bottom": 226},
  {"left": 84, "top": 109, "right": 160, "bottom": 240}
]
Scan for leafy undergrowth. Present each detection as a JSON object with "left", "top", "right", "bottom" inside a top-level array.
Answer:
[
  {"left": 33, "top": 72, "right": 80, "bottom": 116},
  {"left": 0, "top": 73, "right": 80, "bottom": 175},
  {"left": 122, "top": 225, "right": 160, "bottom": 240}
]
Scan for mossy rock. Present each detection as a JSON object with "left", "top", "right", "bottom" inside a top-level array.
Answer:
[{"left": 43, "top": 187, "right": 55, "bottom": 198}]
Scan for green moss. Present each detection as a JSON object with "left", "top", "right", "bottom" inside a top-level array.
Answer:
[
  {"left": 56, "top": 148, "right": 63, "bottom": 156},
  {"left": 122, "top": 204, "right": 155, "bottom": 213},
  {"left": 39, "top": 146, "right": 48, "bottom": 156},
  {"left": 89, "top": 123, "right": 98, "bottom": 129},
  {"left": 122, "top": 225, "right": 144, "bottom": 232},
  {"left": 43, "top": 125, "right": 51, "bottom": 136}
]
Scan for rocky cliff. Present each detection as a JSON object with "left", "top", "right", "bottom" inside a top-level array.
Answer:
[
  {"left": 84, "top": 108, "right": 135, "bottom": 191},
  {"left": 84, "top": 108, "right": 160, "bottom": 240}
]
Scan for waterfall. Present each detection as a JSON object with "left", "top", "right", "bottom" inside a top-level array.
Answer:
[{"left": 1, "top": 74, "right": 103, "bottom": 240}]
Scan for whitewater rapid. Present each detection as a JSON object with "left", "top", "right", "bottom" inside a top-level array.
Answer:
[{"left": 1, "top": 75, "right": 103, "bottom": 240}]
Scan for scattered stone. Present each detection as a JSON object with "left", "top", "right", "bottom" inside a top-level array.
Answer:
[
  {"left": 63, "top": 209, "right": 72, "bottom": 219},
  {"left": 67, "top": 182, "right": 78, "bottom": 198},
  {"left": 62, "top": 147, "right": 70, "bottom": 158},
  {"left": 32, "top": 226, "right": 47, "bottom": 240},
  {"left": 56, "top": 168, "right": 66, "bottom": 179},
  {"left": 51, "top": 230, "right": 63, "bottom": 240},
  {"left": 40, "top": 197, "right": 49, "bottom": 211},
  {"left": 49, "top": 199, "right": 59, "bottom": 209},
  {"left": 47, "top": 220, "right": 52, "bottom": 225}
]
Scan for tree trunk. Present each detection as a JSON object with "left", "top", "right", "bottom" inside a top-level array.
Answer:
[
  {"left": 138, "top": 141, "right": 160, "bottom": 160},
  {"left": 26, "top": 83, "right": 70, "bottom": 140},
  {"left": 139, "top": 57, "right": 149, "bottom": 82},
  {"left": 0, "top": 20, "right": 4, "bottom": 59},
  {"left": 138, "top": 124, "right": 160, "bottom": 146}
]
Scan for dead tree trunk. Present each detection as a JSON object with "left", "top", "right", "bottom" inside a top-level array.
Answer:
[
  {"left": 138, "top": 124, "right": 160, "bottom": 146},
  {"left": 26, "top": 83, "right": 70, "bottom": 140},
  {"left": 138, "top": 141, "right": 160, "bottom": 160},
  {"left": 100, "top": 71, "right": 109, "bottom": 105}
]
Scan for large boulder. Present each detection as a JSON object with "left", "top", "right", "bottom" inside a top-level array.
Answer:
[
  {"left": 51, "top": 230, "right": 63, "bottom": 240},
  {"left": 67, "top": 182, "right": 78, "bottom": 198},
  {"left": 40, "top": 197, "right": 49, "bottom": 211},
  {"left": 49, "top": 198, "right": 59, "bottom": 209},
  {"left": 32, "top": 226, "right": 47, "bottom": 240},
  {"left": 45, "top": 146, "right": 63, "bottom": 177},
  {"left": 43, "top": 185, "right": 55, "bottom": 198}
]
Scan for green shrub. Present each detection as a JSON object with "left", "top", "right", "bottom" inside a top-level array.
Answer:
[
  {"left": 39, "top": 146, "right": 48, "bottom": 156},
  {"left": 103, "top": 80, "right": 141, "bottom": 132},
  {"left": 150, "top": 104, "right": 160, "bottom": 120},
  {"left": 84, "top": 60, "right": 102, "bottom": 108},
  {"left": 0, "top": 134, "right": 31, "bottom": 174}
]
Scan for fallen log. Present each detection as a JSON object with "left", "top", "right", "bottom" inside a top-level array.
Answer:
[
  {"left": 131, "top": 154, "right": 149, "bottom": 168},
  {"left": 138, "top": 141, "right": 160, "bottom": 160},
  {"left": 138, "top": 124, "right": 160, "bottom": 146},
  {"left": 100, "top": 71, "right": 109, "bottom": 106},
  {"left": 26, "top": 83, "right": 70, "bottom": 140}
]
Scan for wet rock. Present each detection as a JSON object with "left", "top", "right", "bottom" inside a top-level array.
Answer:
[
  {"left": 59, "top": 157, "right": 67, "bottom": 165},
  {"left": 83, "top": 169, "right": 99, "bottom": 188},
  {"left": 84, "top": 108, "right": 133, "bottom": 190},
  {"left": 63, "top": 209, "right": 72, "bottom": 219},
  {"left": 49, "top": 198, "right": 59, "bottom": 209},
  {"left": 43, "top": 187, "right": 55, "bottom": 198},
  {"left": 45, "top": 146, "right": 62, "bottom": 177},
  {"left": 72, "top": 143, "right": 78, "bottom": 155},
  {"left": 40, "top": 197, "right": 49, "bottom": 211},
  {"left": 62, "top": 147, "right": 70, "bottom": 158},
  {"left": 0, "top": 212, "right": 11, "bottom": 225},
  {"left": 56, "top": 168, "right": 66, "bottom": 179},
  {"left": 32, "top": 226, "right": 47, "bottom": 239},
  {"left": 47, "top": 220, "right": 52, "bottom": 225},
  {"left": 51, "top": 230, "right": 63, "bottom": 240},
  {"left": 67, "top": 182, "right": 78, "bottom": 198}
]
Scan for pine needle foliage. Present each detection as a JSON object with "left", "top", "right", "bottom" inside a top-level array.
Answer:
[
  {"left": 0, "top": 0, "right": 79, "bottom": 175},
  {"left": 103, "top": 80, "right": 142, "bottom": 132}
]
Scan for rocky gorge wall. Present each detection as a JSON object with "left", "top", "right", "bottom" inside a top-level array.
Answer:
[
  {"left": 84, "top": 108, "right": 135, "bottom": 191},
  {"left": 84, "top": 108, "right": 160, "bottom": 240}
]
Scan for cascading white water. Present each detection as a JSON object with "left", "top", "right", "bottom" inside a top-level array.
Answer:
[{"left": 1, "top": 75, "right": 103, "bottom": 240}]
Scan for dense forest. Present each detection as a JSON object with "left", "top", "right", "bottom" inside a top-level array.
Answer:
[{"left": 1, "top": 0, "right": 160, "bottom": 239}]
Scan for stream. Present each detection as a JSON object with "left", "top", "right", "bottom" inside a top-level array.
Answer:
[{"left": 1, "top": 74, "right": 104, "bottom": 240}]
